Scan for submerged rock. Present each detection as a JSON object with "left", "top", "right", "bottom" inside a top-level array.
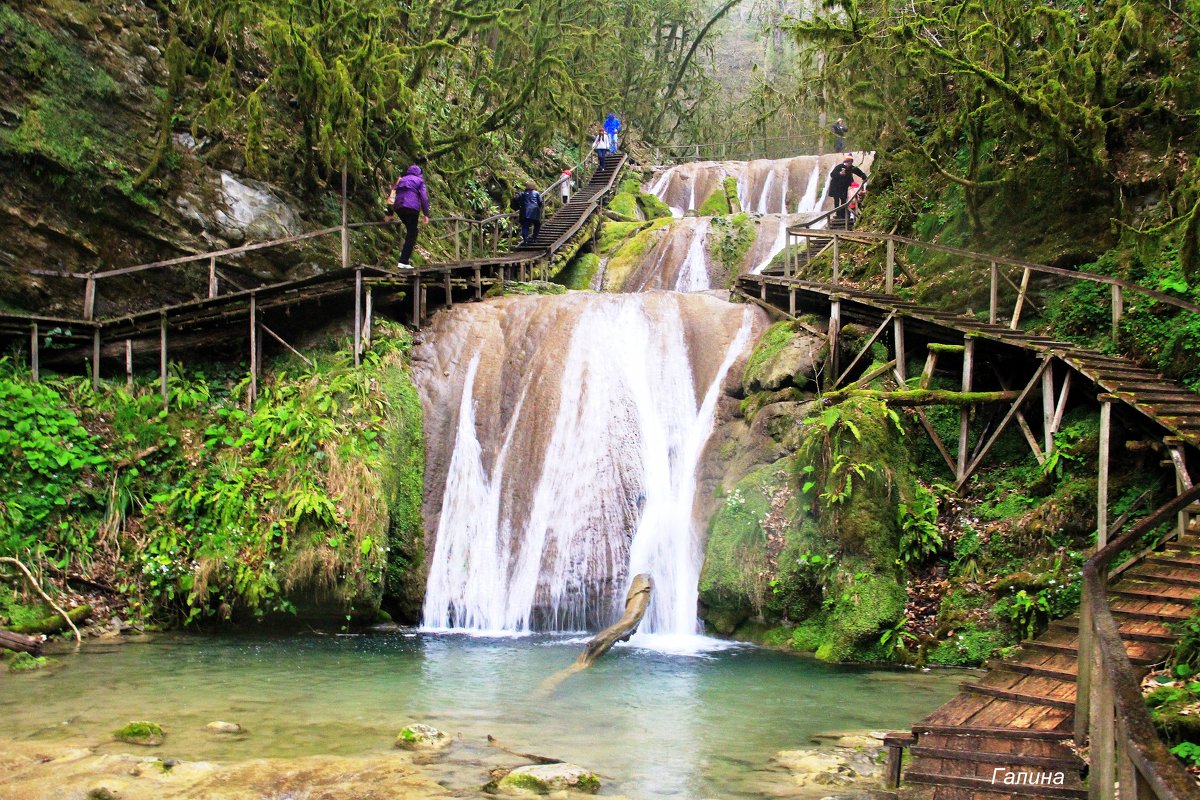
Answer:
[
  {"left": 774, "top": 745, "right": 882, "bottom": 788},
  {"left": 394, "top": 724, "right": 450, "bottom": 751},
  {"left": 204, "top": 721, "right": 243, "bottom": 735},
  {"left": 495, "top": 763, "right": 600, "bottom": 795}
]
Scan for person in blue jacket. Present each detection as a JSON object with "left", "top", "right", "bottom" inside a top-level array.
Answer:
[
  {"left": 387, "top": 165, "right": 431, "bottom": 268},
  {"left": 604, "top": 113, "right": 621, "bottom": 154}
]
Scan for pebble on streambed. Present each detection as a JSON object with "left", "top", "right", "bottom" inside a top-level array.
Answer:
[{"left": 204, "top": 721, "right": 244, "bottom": 735}]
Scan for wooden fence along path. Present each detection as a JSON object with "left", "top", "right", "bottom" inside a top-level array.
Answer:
[
  {"left": 737, "top": 222, "right": 1200, "bottom": 798},
  {"left": 0, "top": 153, "right": 627, "bottom": 402}
]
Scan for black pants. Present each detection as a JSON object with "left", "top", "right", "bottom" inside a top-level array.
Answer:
[
  {"left": 395, "top": 208, "right": 419, "bottom": 264},
  {"left": 520, "top": 217, "right": 541, "bottom": 243},
  {"left": 834, "top": 136, "right": 845, "bottom": 150}
]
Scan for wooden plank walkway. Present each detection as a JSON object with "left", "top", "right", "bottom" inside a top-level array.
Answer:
[
  {"left": 737, "top": 272, "right": 1200, "bottom": 799},
  {"left": 0, "top": 155, "right": 628, "bottom": 365}
]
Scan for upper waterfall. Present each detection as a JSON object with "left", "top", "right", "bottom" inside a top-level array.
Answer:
[{"left": 415, "top": 292, "right": 763, "bottom": 635}]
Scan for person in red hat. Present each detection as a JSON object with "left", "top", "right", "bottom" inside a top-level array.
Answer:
[{"left": 560, "top": 168, "right": 573, "bottom": 204}]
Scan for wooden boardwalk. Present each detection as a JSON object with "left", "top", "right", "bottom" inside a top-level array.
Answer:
[{"left": 736, "top": 271, "right": 1200, "bottom": 799}]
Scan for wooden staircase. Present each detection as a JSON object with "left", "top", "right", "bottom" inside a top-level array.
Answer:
[
  {"left": 516, "top": 153, "right": 628, "bottom": 253},
  {"left": 901, "top": 527, "right": 1200, "bottom": 800}
]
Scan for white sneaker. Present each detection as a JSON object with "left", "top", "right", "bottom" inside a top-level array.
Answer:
[{"left": 396, "top": 261, "right": 413, "bottom": 270}]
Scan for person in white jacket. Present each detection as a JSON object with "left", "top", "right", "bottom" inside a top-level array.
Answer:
[{"left": 592, "top": 130, "right": 608, "bottom": 170}]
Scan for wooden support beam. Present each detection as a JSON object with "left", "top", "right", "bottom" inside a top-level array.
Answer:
[
  {"left": 989, "top": 261, "right": 999, "bottom": 325},
  {"left": 919, "top": 350, "right": 938, "bottom": 390},
  {"left": 92, "top": 328, "right": 101, "bottom": 391},
  {"left": 445, "top": 270, "right": 453, "bottom": 308},
  {"left": 125, "top": 339, "right": 133, "bottom": 390},
  {"left": 30, "top": 322, "right": 38, "bottom": 382},
  {"left": 261, "top": 324, "right": 314, "bottom": 368},
  {"left": 354, "top": 268, "right": 362, "bottom": 367},
  {"left": 1171, "top": 443, "right": 1190, "bottom": 537},
  {"left": 248, "top": 292, "right": 258, "bottom": 405},
  {"left": 1074, "top": 589, "right": 1093, "bottom": 746},
  {"left": 208, "top": 255, "right": 218, "bottom": 298},
  {"left": 412, "top": 275, "right": 420, "bottom": 326},
  {"left": 893, "top": 317, "right": 907, "bottom": 383},
  {"left": 958, "top": 337, "right": 974, "bottom": 481},
  {"left": 420, "top": 283, "right": 427, "bottom": 324},
  {"left": 822, "top": 388, "right": 1020, "bottom": 407},
  {"left": 991, "top": 366, "right": 1046, "bottom": 465},
  {"left": 955, "top": 356, "right": 1053, "bottom": 491},
  {"left": 474, "top": 267, "right": 482, "bottom": 300},
  {"left": 1043, "top": 364, "right": 1055, "bottom": 454},
  {"left": 1098, "top": 397, "right": 1112, "bottom": 549},
  {"left": 1111, "top": 284, "right": 1123, "bottom": 345},
  {"left": 1010, "top": 266, "right": 1031, "bottom": 330},
  {"left": 788, "top": 286, "right": 796, "bottom": 317},
  {"left": 83, "top": 275, "right": 96, "bottom": 321},
  {"left": 364, "top": 287, "right": 373, "bottom": 350},
  {"left": 340, "top": 167, "right": 350, "bottom": 270},
  {"left": 159, "top": 313, "right": 168, "bottom": 410},
  {"left": 832, "top": 235, "right": 840, "bottom": 284},
  {"left": 885, "top": 238, "right": 895, "bottom": 295},
  {"left": 828, "top": 299, "right": 841, "bottom": 379},
  {"left": 1052, "top": 370, "right": 1072, "bottom": 433},
  {"left": 834, "top": 312, "right": 894, "bottom": 389},
  {"left": 917, "top": 406, "right": 958, "bottom": 475},
  {"left": 760, "top": 276, "right": 767, "bottom": 301}
]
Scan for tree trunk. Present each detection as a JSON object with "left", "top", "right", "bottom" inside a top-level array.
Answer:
[{"left": 0, "top": 629, "right": 42, "bottom": 655}]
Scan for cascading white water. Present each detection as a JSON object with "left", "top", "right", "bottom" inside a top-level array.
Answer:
[
  {"left": 797, "top": 163, "right": 820, "bottom": 214},
  {"left": 417, "top": 293, "right": 760, "bottom": 635},
  {"left": 674, "top": 221, "right": 711, "bottom": 293}
]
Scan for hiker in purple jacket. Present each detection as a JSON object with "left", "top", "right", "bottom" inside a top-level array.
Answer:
[{"left": 388, "top": 165, "right": 431, "bottom": 268}]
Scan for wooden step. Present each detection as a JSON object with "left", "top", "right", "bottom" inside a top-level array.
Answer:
[
  {"left": 1112, "top": 582, "right": 1200, "bottom": 602},
  {"left": 1127, "top": 566, "right": 1200, "bottom": 587},
  {"left": 1021, "top": 638, "right": 1164, "bottom": 666},
  {"left": 903, "top": 772, "right": 1087, "bottom": 798},
  {"left": 912, "top": 725, "right": 1073, "bottom": 742},
  {"left": 1050, "top": 618, "right": 1176, "bottom": 644},
  {"left": 960, "top": 682, "right": 1075, "bottom": 710},
  {"left": 986, "top": 660, "right": 1077, "bottom": 681},
  {"left": 910, "top": 745, "right": 1081, "bottom": 771}
]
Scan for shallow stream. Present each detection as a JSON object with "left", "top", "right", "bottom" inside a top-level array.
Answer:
[{"left": 3, "top": 631, "right": 965, "bottom": 798}]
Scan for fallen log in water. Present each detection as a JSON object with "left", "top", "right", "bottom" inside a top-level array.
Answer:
[
  {"left": 538, "top": 574, "right": 653, "bottom": 694},
  {"left": 0, "top": 629, "right": 43, "bottom": 655}
]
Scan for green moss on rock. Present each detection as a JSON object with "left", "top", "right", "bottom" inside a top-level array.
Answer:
[
  {"left": 637, "top": 192, "right": 672, "bottom": 220},
  {"left": 553, "top": 253, "right": 601, "bottom": 290},
  {"left": 743, "top": 322, "right": 801, "bottom": 389},
  {"left": 114, "top": 721, "right": 165, "bottom": 746},
  {"left": 608, "top": 191, "right": 641, "bottom": 221},
  {"left": 7, "top": 652, "right": 49, "bottom": 672},
  {"left": 601, "top": 218, "right": 673, "bottom": 291}
]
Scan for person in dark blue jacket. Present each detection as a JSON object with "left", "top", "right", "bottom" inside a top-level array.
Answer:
[
  {"left": 604, "top": 113, "right": 621, "bottom": 154},
  {"left": 387, "top": 165, "right": 431, "bottom": 268},
  {"left": 512, "top": 181, "right": 544, "bottom": 244}
]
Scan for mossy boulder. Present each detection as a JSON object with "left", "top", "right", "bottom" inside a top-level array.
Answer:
[
  {"left": 7, "top": 603, "right": 92, "bottom": 635},
  {"left": 607, "top": 191, "right": 641, "bottom": 221},
  {"left": 595, "top": 220, "right": 648, "bottom": 254},
  {"left": 113, "top": 721, "right": 165, "bottom": 747},
  {"left": 812, "top": 570, "right": 907, "bottom": 662},
  {"left": 707, "top": 213, "right": 756, "bottom": 283},
  {"left": 742, "top": 321, "right": 823, "bottom": 394},
  {"left": 697, "top": 176, "right": 742, "bottom": 216},
  {"left": 485, "top": 280, "right": 567, "bottom": 297},
  {"left": 394, "top": 723, "right": 450, "bottom": 751},
  {"left": 495, "top": 763, "right": 600, "bottom": 795},
  {"left": 637, "top": 192, "right": 672, "bottom": 220},
  {"left": 553, "top": 253, "right": 600, "bottom": 290},
  {"left": 601, "top": 218, "right": 673, "bottom": 291},
  {"left": 7, "top": 652, "right": 49, "bottom": 672}
]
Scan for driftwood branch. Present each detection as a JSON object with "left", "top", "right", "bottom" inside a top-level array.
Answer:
[
  {"left": 538, "top": 574, "right": 653, "bottom": 694},
  {"left": 0, "top": 557, "right": 81, "bottom": 644},
  {"left": 0, "top": 629, "right": 42, "bottom": 655}
]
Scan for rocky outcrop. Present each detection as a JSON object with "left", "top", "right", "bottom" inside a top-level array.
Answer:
[{"left": 495, "top": 763, "right": 600, "bottom": 795}]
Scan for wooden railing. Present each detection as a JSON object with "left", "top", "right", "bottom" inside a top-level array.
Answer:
[
  {"left": 779, "top": 228, "right": 1200, "bottom": 336},
  {"left": 27, "top": 150, "right": 601, "bottom": 323},
  {"left": 1076, "top": 483, "right": 1200, "bottom": 800},
  {"left": 652, "top": 133, "right": 827, "bottom": 164}
]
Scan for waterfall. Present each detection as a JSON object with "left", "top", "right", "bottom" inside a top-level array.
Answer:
[
  {"left": 674, "top": 221, "right": 711, "bottom": 293},
  {"left": 417, "top": 293, "right": 761, "bottom": 636},
  {"left": 797, "top": 163, "right": 820, "bottom": 214}
]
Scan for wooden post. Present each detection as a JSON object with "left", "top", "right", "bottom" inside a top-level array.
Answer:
[
  {"left": 1098, "top": 397, "right": 1112, "bottom": 549},
  {"left": 788, "top": 286, "right": 796, "bottom": 317},
  {"left": 831, "top": 235, "right": 840, "bottom": 284},
  {"left": 208, "top": 255, "right": 218, "bottom": 298},
  {"left": 1075, "top": 593, "right": 1093, "bottom": 746},
  {"left": 340, "top": 166, "right": 350, "bottom": 270},
  {"left": 1043, "top": 365, "right": 1055, "bottom": 454},
  {"left": 1010, "top": 266, "right": 1031, "bottom": 330},
  {"left": 1115, "top": 717, "right": 1139, "bottom": 800},
  {"left": 1168, "top": 441, "right": 1190, "bottom": 537},
  {"left": 159, "top": 313, "right": 168, "bottom": 410},
  {"left": 249, "top": 292, "right": 258, "bottom": 405},
  {"left": 958, "top": 337, "right": 974, "bottom": 481},
  {"left": 29, "top": 322, "right": 38, "bottom": 382},
  {"left": 1110, "top": 284, "right": 1123, "bottom": 345},
  {"left": 828, "top": 299, "right": 841, "bottom": 380},
  {"left": 125, "top": 339, "right": 133, "bottom": 390},
  {"left": 784, "top": 233, "right": 792, "bottom": 278},
  {"left": 474, "top": 266, "right": 482, "bottom": 301},
  {"left": 91, "top": 328, "right": 101, "bottom": 391},
  {"left": 885, "top": 238, "right": 895, "bottom": 295},
  {"left": 420, "top": 283, "right": 427, "bottom": 324},
  {"left": 1091, "top": 663, "right": 1116, "bottom": 800},
  {"left": 364, "top": 287, "right": 373, "bottom": 350},
  {"left": 83, "top": 275, "right": 97, "bottom": 321},
  {"left": 411, "top": 275, "right": 420, "bottom": 326},
  {"left": 989, "top": 262, "right": 998, "bottom": 324},
  {"left": 455, "top": 219, "right": 461, "bottom": 261},
  {"left": 445, "top": 270, "right": 453, "bottom": 308},
  {"left": 354, "top": 268, "right": 362, "bottom": 367},
  {"left": 893, "top": 317, "right": 907, "bottom": 383}
]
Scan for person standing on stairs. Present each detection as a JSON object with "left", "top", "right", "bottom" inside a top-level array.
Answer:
[
  {"left": 832, "top": 118, "right": 848, "bottom": 151},
  {"left": 604, "top": 112, "right": 621, "bottom": 154},
  {"left": 513, "top": 180, "right": 544, "bottom": 244},
  {"left": 560, "top": 169, "right": 573, "bottom": 205},
  {"left": 387, "top": 164, "right": 430, "bottom": 269},
  {"left": 828, "top": 155, "right": 867, "bottom": 225},
  {"left": 592, "top": 128, "right": 609, "bottom": 171}
]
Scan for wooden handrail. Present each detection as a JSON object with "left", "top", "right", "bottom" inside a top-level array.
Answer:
[
  {"left": 785, "top": 228, "right": 1200, "bottom": 318},
  {"left": 1076, "top": 482, "right": 1200, "bottom": 800}
]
